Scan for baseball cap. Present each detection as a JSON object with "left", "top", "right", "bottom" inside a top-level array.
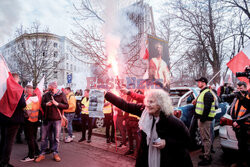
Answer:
[{"left": 195, "top": 77, "right": 208, "bottom": 84}]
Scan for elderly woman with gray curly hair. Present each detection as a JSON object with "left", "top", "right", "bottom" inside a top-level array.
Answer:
[{"left": 105, "top": 89, "right": 193, "bottom": 167}]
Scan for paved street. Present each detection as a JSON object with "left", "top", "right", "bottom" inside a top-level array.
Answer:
[{"left": 9, "top": 129, "right": 237, "bottom": 167}]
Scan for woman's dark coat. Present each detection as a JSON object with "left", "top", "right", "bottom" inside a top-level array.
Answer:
[{"left": 105, "top": 92, "right": 193, "bottom": 167}]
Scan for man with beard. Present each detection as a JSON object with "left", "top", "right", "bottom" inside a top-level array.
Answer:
[{"left": 35, "top": 81, "right": 68, "bottom": 162}]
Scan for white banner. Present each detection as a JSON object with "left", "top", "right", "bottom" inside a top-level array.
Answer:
[{"left": 88, "top": 89, "right": 105, "bottom": 118}]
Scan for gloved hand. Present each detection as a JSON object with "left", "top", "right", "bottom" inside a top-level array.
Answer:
[{"left": 200, "top": 117, "right": 206, "bottom": 123}]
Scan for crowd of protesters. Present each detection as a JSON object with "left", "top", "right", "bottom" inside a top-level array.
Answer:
[{"left": 0, "top": 73, "right": 249, "bottom": 167}]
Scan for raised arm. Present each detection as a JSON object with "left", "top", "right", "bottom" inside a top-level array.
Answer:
[{"left": 105, "top": 92, "right": 144, "bottom": 117}]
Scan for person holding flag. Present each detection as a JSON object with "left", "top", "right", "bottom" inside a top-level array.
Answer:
[{"left": 0, "top": 72, "right": 26, "bottom": 167}]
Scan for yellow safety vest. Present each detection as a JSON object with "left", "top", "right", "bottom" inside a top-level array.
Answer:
[
  {"left": 195, "top": 89, "right": 216, "bottom": 118},
  {"left": 103, "top": 102, "right": 112, "bottom": 114},
  {"left": 81, "top": 97, "right": 89, "bottom": 114},
  {"left": 25, "top": 96, "right": 40, "bottom": 122},
  {"left": 64, "top": 92, "right": 76, "bottom": 113}
]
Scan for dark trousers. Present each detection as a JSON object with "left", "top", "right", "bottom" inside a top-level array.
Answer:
[
  {"left": 126, "top": 118, "right": 140, "bottom": 152},
  {"left": 0, "top": 123, "right": 20, "bottom": 164},
  {"left": 24, "top": 120, "right": 40, "bottom": 158},
  {"left": 117, "top": 116, "right": 126, "bottom": 144},
  {"left": 16, "top": 124, "right": 24, "bottom": 142},
  {"left": 81, "top": 114, "right": 93, "bottom": 140},
  {"left": 105, "top": 114, "right": 114, "bottom": 139},
  {"left": 235, "top": 127, "right": 250, "bottom": 166}
]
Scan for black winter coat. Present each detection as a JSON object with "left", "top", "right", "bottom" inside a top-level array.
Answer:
[
  {"left": 41, "top": 90, "right": 68, "bottom": 121},
  {"left": 0, "top": 92, "right": 26, "bottom": 124},
  {"left": 105, "top": 92, "right": 193, "bottom": 167}
]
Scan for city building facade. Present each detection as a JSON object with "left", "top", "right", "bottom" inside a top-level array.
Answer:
[{"left": 0, "top": 32, "right": 92, "bottom": 90}]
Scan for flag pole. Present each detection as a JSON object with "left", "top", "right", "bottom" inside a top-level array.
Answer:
[{"left": 208, "top": 69, "right": 222, "bottom": 85}]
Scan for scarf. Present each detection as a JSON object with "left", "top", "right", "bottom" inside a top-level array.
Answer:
[{"left": 139, "top": 109, "right": 161, "bottom": 167}]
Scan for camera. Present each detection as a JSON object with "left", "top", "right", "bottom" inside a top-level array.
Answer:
[
  {"left": 236, "top": 67, "right": 250, "bottom": 79},
  {"left": 48, "top": 90, "right": 54, "bottom": 101},
  {"left": 221, "top": 91, "right": 245, "bottom": 101}
]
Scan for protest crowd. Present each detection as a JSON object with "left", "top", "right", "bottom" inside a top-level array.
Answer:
[{"left": 0, "top": 69, "right": 249, "bottom": 167}]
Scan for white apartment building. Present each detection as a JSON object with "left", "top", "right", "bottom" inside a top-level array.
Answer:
[{"left": 0, "top": 33, "right": 92, "bottom": 89}]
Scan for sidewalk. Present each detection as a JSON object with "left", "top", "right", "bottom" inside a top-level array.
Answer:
[
  {"left": 10, "top": 128, "right": 136, "bottom": 167},
  {"left": 63, "top": 127, "right": 136, "bottom": 159},
  {"left": 11, "top": 127, "right": 231, "bottom": 167}
]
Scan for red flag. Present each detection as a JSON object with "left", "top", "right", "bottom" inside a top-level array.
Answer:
[
  {"left": 140, "top": 37, "right": 149, "bottom": 60},
  {"left": 0, "top": 55, "right": 23, "bottom": 117},
  {"left": 226, "top": 51, "right": 250, "bottom": 85},
  {"left": 143, "top": 48, "right": 149, "bottom": 60}
]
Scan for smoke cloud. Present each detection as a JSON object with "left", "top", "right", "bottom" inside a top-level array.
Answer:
[{"left": 103, "top": 0, "right": 142, "bottom": 78}]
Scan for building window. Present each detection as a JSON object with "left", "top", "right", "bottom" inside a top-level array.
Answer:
[
  {"left": 53, "top": 61, "right": 57, "bottom": 67},
  {"left": 70, "top": 64, "right": 72, "bottom": 70},
  {"left": 66, "top": 54, "right": 68, "bottom": 60},
  {"left": 54, "top": 51, "right": 58, "bottom": 58},
  {"left": 54, "top": 42, "right": 58, "bottom": 48},
  {"left": 41, "top": 41, "right": 46, "bottom": 46},
  {"left": 42, "top": 51, "right": 47, "bottom": 57},
  {"left": 53, "top": 71, "right": 58, "bottom": 79},
  {"left": 42, "top": 70, "right": 47, "bottom": 77},
  {"left": 74, "top": 65, "right": 76, "bottom": 71},
  {"left": 66, "top": 63, "right": 68, "bottom": 70}
]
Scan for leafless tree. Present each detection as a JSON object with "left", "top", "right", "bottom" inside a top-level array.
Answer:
[
  {"left": 161, "top": 0, "right": 232, "bottom": 84},
  {"left": 221, "top": 1, "right": 250, "bottom": 84},
  {"left": 222, "top": 0, "right": 250, "bottom": 19},
  {"left": 158, "top": 15, "right": 185, "bottom": 71},
  {"left": 12, "top": 22, "right": 64, "bottom": 87}
]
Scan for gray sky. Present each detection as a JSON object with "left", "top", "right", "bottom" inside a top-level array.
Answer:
[{"left": 0, "top": 0, "right": 164, "bottom": 46}]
